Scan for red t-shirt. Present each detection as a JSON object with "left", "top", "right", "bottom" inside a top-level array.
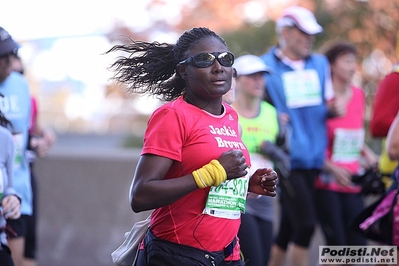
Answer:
[
  {"left": 315, "top": 86, "right": 365, "bottom": 193},
  {"left": 142, "top": 96, "right": 250, "bottom": 259},
  {"left": 370, "top": 71, "right": 399, "bottom": 137}
]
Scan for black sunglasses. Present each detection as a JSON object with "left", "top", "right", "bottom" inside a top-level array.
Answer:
[{"left": 178, "top": 52, "right": 234, "bottom": 68}]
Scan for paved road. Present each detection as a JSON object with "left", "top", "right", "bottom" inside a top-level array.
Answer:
[
  {"left": 35, "top": 133, "right": 151, "bottom": 266},
  {"left": 35, "top": 133, "right": 376, "bottom": 266}
]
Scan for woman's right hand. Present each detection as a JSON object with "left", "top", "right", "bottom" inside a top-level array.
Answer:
[
  {"left": 1, "top": 195, "right": 21, "bottom": 219},
  {"left": 331, "top": 165, "right": 352, "bottom": 187},
  {"left": 217, "top": 150, "right": 248, "bottom": 180}
]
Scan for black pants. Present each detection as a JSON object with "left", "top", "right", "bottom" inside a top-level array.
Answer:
[
  {"left": 136, "top": 230, "right": 243, "bottom": 266},
  {"left": 315, "top": 189, "right": 367, "bottom": 245},
  {"left": 0, "top": 244, "right": 14, "bottom": 266},
  {"left": 25, "top": 165, "right": 37, "bottom": 259},
  {"left": 275, "top": 169, "right": 319, "bottom": 248},
  {"left": 238, "top": 214, "right": 273, "bottom": 266}
]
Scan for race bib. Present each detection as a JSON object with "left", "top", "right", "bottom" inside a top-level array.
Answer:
[
  {"left": 13, "top": 133, "right": 23, "bottom": 170},
  {"left": 282, "top": 69, "right": 322, "bottom": 108},
  {"left": 203, "top": 170, "right": 250, "bottom": 219},
  {"left": 332, "top": 128, "right": 364, "bottom": 163}
]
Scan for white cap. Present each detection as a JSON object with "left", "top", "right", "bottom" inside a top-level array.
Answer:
[
  {"left": 276, "top": 6, "right": 323, "bottom": 35},
  {"left": 233, "top": 55, "right": 271, "bottom": 76}
]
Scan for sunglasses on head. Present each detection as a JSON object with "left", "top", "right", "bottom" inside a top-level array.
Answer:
[{"left": 178, "top": 51, "right": 234, "bottom": 68}]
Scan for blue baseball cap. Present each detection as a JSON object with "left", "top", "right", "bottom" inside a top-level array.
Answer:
[{"left": 0, "top": 27, "right": 20, "bottom": 57}]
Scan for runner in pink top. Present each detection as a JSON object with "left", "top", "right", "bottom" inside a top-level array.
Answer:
[
  {"left": 315, "top": 86, "right": 367, "bottom": 193},
  {"left": 314, "top": 40, "right": 378, "bottom": 246},
  {"left": 107, "top": 27, "right": 278, "bottom": 266},
  {"left": 143, "top": 97, "right": 247, "bottom": 250}
]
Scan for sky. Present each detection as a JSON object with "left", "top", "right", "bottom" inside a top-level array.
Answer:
[
  {"left": 1, "top": 0, "right": 158, "bottom": 84},
  {"left": 2, "top": 0, "right": 156, "bottom": 41},
  {"left": 1, "top": 0, "right": 191, "bottom": 84},
  {"left": 1, "top": 0, "right": 190, "bottom": 133},
  {"left": 2, "top": 0, "right": 278, "bottom": 42}
]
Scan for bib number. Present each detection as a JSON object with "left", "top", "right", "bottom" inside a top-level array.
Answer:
[
  {"left": 13, "top": 133, "right": 23, "bottom": 170},
  {"left": 282, "top": 69, "right": 322, "bottom": 108},
  {"left": 203, "top": 171, "right": 250, "bottom": 219},
  {"left": 332, "top": 128, "right": 364, "bottom": 163}
]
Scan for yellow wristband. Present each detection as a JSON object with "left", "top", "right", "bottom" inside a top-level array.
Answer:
[
  {"left": 208, "top": 160, "right": 227, "bottom": 186},
  {"left": 193, "top": 169, "right": 208, "bottom": 188},
  {"left": 192, "top": 159, "right": 227, "bottom": 188}
]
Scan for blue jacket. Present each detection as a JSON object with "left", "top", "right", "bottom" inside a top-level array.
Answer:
[
  {"left": 261, "top": 47, "right": 330, "bottom": 170},
  {"left": 0, "top": 72, "right": 32, "bottom": 215}
]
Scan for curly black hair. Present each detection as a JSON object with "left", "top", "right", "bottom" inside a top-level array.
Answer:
[{"left": 106, "top": 27, "right": 227, "bottom": 101}]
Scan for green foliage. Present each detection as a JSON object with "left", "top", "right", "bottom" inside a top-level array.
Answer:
[
  {"left": 221, "top": 12, "right": 333, "bottom": 58},
  {"left": 221, "top": 21, "right": 277, "bottom": 57},
  {"left": 312, "top": 5, "right": 335, "bottom": 51},
  {"left": 221, "top": 0, "right": 398, "bottom": 73}
]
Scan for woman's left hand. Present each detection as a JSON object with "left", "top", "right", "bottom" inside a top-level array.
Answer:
[{"left": 248, "top": 168, "right": 278, "bottom": 197}]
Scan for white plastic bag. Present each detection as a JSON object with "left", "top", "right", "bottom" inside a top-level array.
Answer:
[{"left": 111, "top": 215, "right": 151, "bottom": 266}]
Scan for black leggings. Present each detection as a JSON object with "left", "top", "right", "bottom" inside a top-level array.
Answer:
[
  {"left": 275, "top": 169, "right": 319, "bottom": 249},
  {"left": 238, "top": 214, "right": 273, "bottom": 266},
  {"left": 25, "top": 166, "right": 37, "bottom": 259},
  {"left": 274, "top": 196, "right": 292, "bottom": 250},
  {"left": 315, "top": 189, "right": 367, "bottom": 245}
]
